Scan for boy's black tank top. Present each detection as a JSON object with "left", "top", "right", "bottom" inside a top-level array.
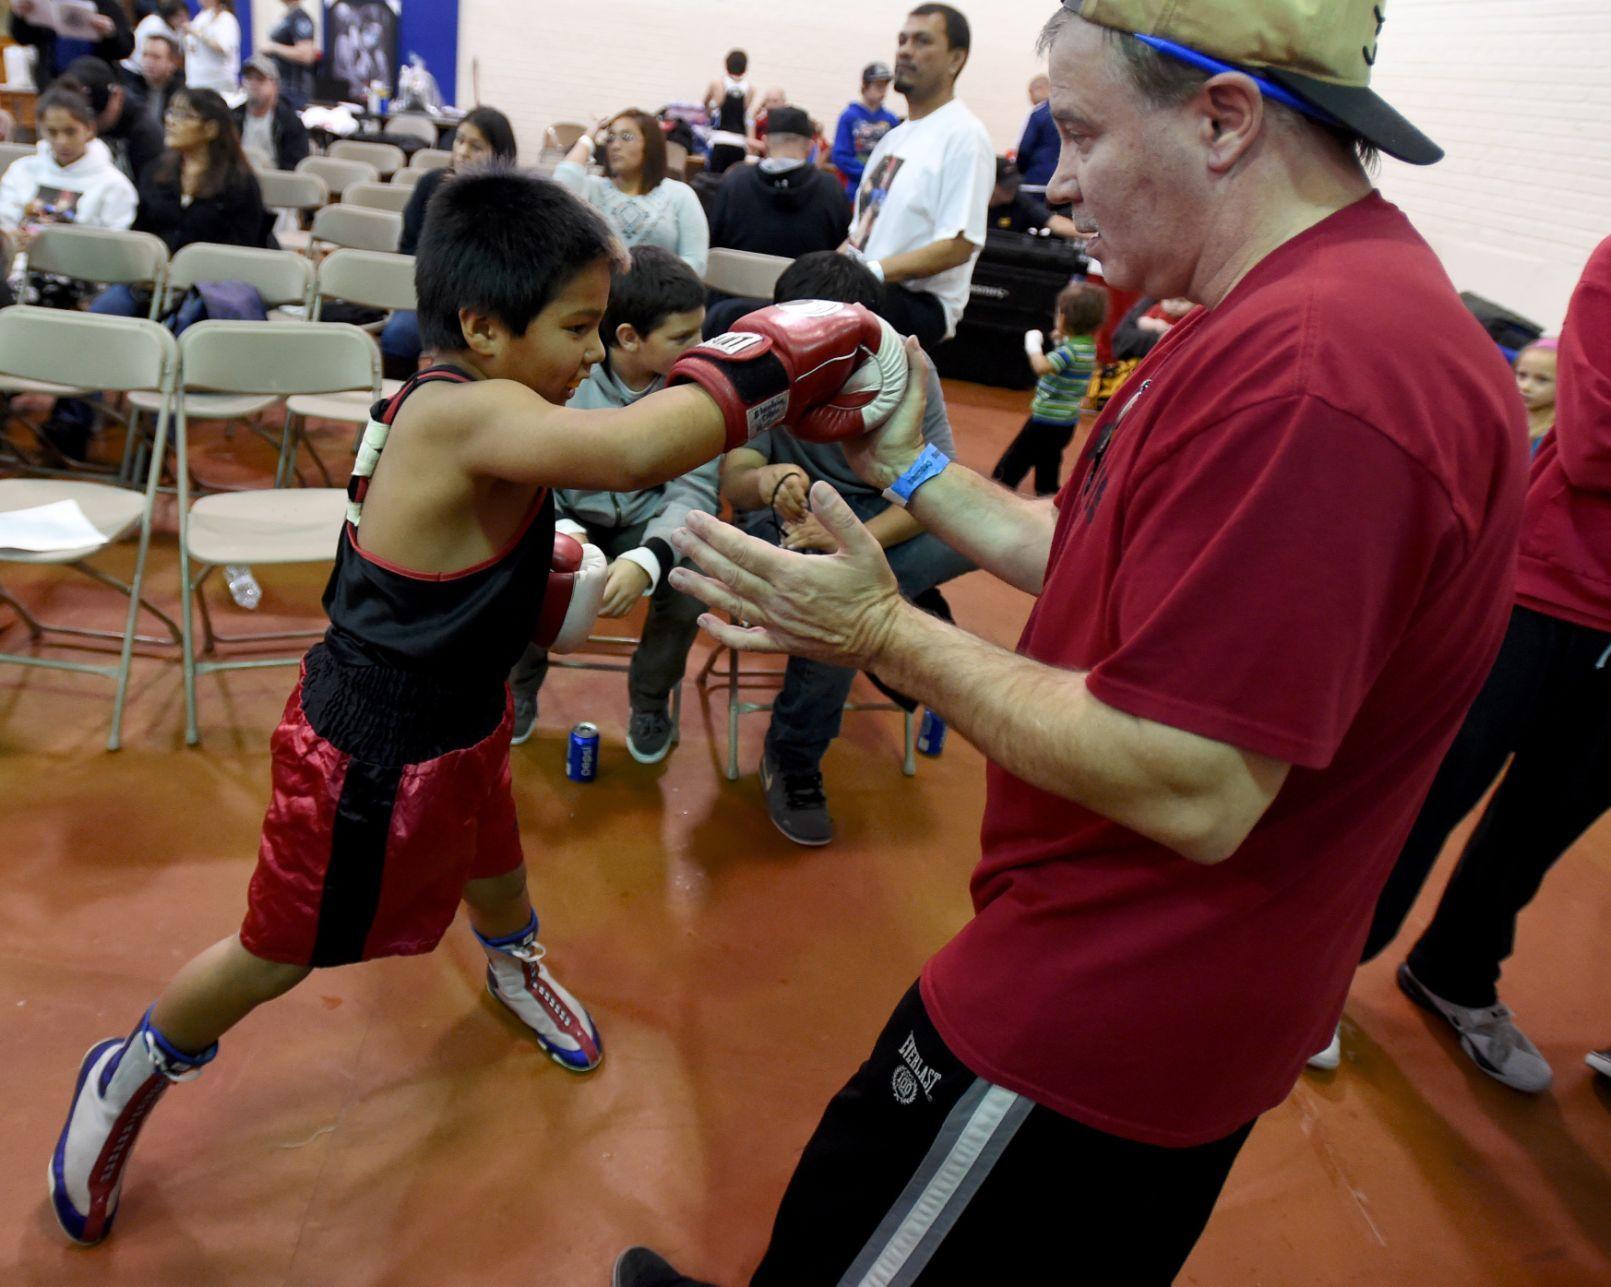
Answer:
[{"left": 317, "top": 363, "right": 555, "bottom": 703}]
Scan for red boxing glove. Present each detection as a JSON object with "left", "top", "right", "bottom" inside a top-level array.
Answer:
[
  {"left": 667, "top": 301, "right": 909, "bottom": 450},
  {"left": 532, "top": 533, "right": 608, "bottom": 653}
]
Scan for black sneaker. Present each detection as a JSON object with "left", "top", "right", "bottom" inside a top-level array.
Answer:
[
  {"left": 510, "top": 690, "right": 539, "bottom": 745},
  {"left": 760, "top": 752, "right": 833, "bottom": 846},
  {"left": 613, "top": 1246, "right": 713, "bottom": 1287},
  {"left": 627, "top": 707, "right": 677, "bottom": 764}
]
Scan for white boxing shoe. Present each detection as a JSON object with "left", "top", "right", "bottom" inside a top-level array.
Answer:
[
  {"left": 1307, "top": 1024, "right": 1343, "bottom": 1071},
  {"left": 476, "top": 915, "right": 603, "bottom": 1073},
  {"left": 49, "top": 1012, "right": 215, "bottom": 1245}
]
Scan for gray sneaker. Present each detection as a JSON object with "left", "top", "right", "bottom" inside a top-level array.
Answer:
[
  {"left": 627, "top": 708, "right": 677, "bottom": 764},
  {"left": 760, "top": 752, "right": 833, "bottom": 846},
  {"left": 510, "top": 690, "right": 539, "bottom": 746},
  {"left": 1398, "top": 961, "right": 1553, "bottom": 1093},
  {"left": 1586, "top": 1046, "right": 1611, "bottom": 1079}
]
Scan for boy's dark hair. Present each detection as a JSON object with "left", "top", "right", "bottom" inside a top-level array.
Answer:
[
  {"left": 608, "top": 108, "right": 668, "bottom": 192},
  {"left": 774, "top": 251, "right": 885, "bottom": 315},
  {"left": 601, "top": 246, "right": 705, "bottom": 349},
  {"left": 456, "top": 106, "right": 518, "bottom": 163},
  {"left": 726, "top": 49, "right": 748, "bottom": 76},
  {"left": 159, "top": 1, "right": 191, "bottom": 19},
  {"left": 58, "top": 58, "right": 116, "bottom": 114},
  {"left": 37, "top": 85, "right": 97, "bottom": 129},
  {"left": 911, "top": 4, "right": 972, "bottom": 71},
  {"left": 415, "top": 168, "right": 621, "bottom": 353},
  {"left": 1057, "top": 282, "right": 1107, "bottom": 336}
]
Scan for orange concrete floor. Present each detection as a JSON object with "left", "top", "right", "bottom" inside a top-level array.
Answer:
[{"left": 2, "top": 383, "right": 1609, "bottom": 1285}]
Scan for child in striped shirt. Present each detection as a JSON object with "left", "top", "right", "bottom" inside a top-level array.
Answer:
[{"left": 991, "top": 282, "right": 1107, "bottom": 496}]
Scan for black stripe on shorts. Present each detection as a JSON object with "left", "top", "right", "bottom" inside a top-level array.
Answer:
[{"left": 309, "top": 759, "right": 405, "bottom": 967}]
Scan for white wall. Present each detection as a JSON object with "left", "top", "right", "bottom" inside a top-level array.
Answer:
[
  {"left": 456, "top": 1, "right": 1052, "bottom": 164},
  {"left": 456, "top": 0, "right": 1611, "bottom": 330},
  {"left": 1369, "top": 0, "right": 1611, "bottom": 332}
]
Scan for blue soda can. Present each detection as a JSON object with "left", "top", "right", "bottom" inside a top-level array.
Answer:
[
  {"left": 566, "top": 722, "right": 600, "bottom": 782},
  {"left": 917, "top": 709, "right": 947, "bottom": 757}
]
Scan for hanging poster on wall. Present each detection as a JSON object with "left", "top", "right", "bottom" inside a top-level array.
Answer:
[{"left": 324, "top": 0, "right": 400, "bottom": 101}]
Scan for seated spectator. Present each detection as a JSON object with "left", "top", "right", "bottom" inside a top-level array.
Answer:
[
  {"left": 232, "top": 54, "right": 310, "bottom": 172},
  {"left": 986, "top": 156, "right": 1076, "bottom": 238},
  {"left": 379, "top": 105, "right": 518, "bottom": 380},
  {"left": 832, "top": 62, "right": 900, "bottom": 196},
  {"left": 182, "top": 0, "right": 243, "bottom": 98},
  {"left": 709, "top": 106, "right": 848, "bottom": 260},
  {"left": 507, "top": 247, "right": 716, "bottom": 758},
  {"left": 555, "top": 109, "right": 709, "bottom": 277},
  {"left": 718, "top": 251, "right": 974, "bottom": 845},
  {"left": 91, "top": 87, "right": 271, "bottom": 316},
  {"left": 9, "top": 0, "right": 132, "bottom": 83},
  {"left": 0, "top": 85, "right": 137, "bottom": 247},
  {"left": 60, "top": 56, "right": 166, "bottom": 186},
  {"left": 124, "top": 1, "right": 188, "bottom": 77},
  {"left": 748, "top": 86, "right": 788, "bottom": 155},
  {"left": 119, "top": 29, "right": 184, "bottom": 133}
]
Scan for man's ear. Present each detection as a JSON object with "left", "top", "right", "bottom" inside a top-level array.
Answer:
[
  {"left": 1197, "top": 72, "right": 1265, "bottom": 174},
  {"left": 459, "top": 307, "right": 502, "bottom": 357},
  {"left": 614, "top": 322, "right": 642, "bottom": 352}
]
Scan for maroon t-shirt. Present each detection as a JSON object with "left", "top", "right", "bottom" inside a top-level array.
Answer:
[{"left": 921, "top": 194, "right": 1528, "bottom": 1147}]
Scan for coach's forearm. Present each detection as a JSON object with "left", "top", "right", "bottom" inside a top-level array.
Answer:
[
  {"left": 903, "top": 464, "right": 1056, "bottom": 595},
  {"left": 868, "top": 608, "right": 1287, "bottom": 864}
]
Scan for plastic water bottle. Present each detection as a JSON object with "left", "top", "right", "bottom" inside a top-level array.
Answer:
[{"left": 224, "top": 565, "right": 262, "bottom": 610}]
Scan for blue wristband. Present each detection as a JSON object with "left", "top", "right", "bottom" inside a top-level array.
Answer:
[{"left": 882, "top": 444, "right": 951, "bottom": 509}]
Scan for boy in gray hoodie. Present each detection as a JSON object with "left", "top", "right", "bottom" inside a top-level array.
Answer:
[{"left": 509, "top": 246, "right": 717, "bottom": 762}]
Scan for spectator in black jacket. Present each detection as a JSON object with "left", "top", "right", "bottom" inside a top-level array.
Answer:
[
  {"left": 118, "top": 29, "right": 184, "bottom": 133},
  {"left": 380, "top": 106, "right": 518, "bottom": 378},
  {"left": 91, "top": 88, "right": 272, "bottom": 316},
  {"left": 232, "top": 54, "right": 310, "bottom": 171},
  {"left": 704, "top": 105, "right": 849, "bottom": 334},
  {"left": 10, "top": 0, "right": 132, "bottom": 81},
  {"left": 59, "top": 56, "right": 165, "bottom": 186}
]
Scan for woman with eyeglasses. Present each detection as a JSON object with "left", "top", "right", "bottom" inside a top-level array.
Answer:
[
  {"left": 555, "top": 109, "right": 708, "bottom": 278},
  {"left": 90, "top": 87, "right": 272, "bottom": 317}
]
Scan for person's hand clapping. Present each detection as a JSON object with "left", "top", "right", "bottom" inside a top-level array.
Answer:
[
  {"left": 756, "top": 464, "right": 809, "bottom": 524},
  {"left": 598, "top": 558, "right": 651, "bottom": 618},
  {"left": 780, "top": 514, "right": 837, "bottom": 553},
  {"left": 89, "top": 14, "right": 116, "bottom": 37}
]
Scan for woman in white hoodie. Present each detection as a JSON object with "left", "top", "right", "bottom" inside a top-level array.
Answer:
[{"left": 0, "top": 86, "right": 138, "bottom": 249}]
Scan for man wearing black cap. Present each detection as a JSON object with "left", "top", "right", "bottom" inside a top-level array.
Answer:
[
  {"left": 709, "top": 107, "right": 850, "bottom": 263},
  {"left": 234, "top": 54, "right": 312, "bottom": 172},
  {"left": 618, "top": 1, "right": 1526, "bottom": 1281},
  {"left": 60, "top": 56, "right": 165, "bottom": 186},
  {"left": 831, "top": 62, "right": 900, "bottom": 196}
]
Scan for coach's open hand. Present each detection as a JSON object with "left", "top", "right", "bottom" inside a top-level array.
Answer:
[{"left": 669, "top": 484, "right": 905, "bottom": 669}]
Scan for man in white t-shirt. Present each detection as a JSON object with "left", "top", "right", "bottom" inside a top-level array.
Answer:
[{"left": 843, "top": 3, "right": 994, "bottom": 348}]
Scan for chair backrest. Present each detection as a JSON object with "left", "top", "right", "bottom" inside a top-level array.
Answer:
[
  {"left": 704, "top": 248, "right": 793, "bottom": 301},
  {"left": 390, "top": 166, "right": 427, "bottom": 188},
  {"left": 0, "top": 305, "right": 177, "bottom": 393},
  {"left": 243, "top": 145, "right": 275, "bottom": 172},
  {"left": 314, "top": 248, "right": 416, "bottom": 315},
  {"left": 25, "top": 226, "right": 168, "bottom": 295},
  {"left": 179, "top": 320, "right": 380, "bottom": 397},
  {"left": 166, "top": 242, "right": 315, "bottom": 310},
  {"left": 256, "top": 168, "right": 329, "bottom": 213},
  {"left": 383, "top": 113, "right": 438, "bottom": 146},
  {"left": 409, "top": 147, "right": 453, "bottom": 172},
  {"left": 311, "top": 204, "right": 403, "bottom": 254},
  {"left": 665, "top": 140, "right": 689, "bottom": 179},
  {"left": 341, "top": 181, "right": 414, "bottom": 215},
  {"left": 0, "top": 141, "right": 34, "bottom": 179},
  {"left": 295, "top": 154, "right": 379, "bottom": 196},
  {"left": 543, "top": 122, "right": 587, "bottom": 154},
  {"left": 329, "top": 139, "right": 407, "bottom": 177}
]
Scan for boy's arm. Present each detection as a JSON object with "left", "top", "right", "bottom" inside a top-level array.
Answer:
[
  {"left": 632, "top": 456, "right": 723, "bottom": 587},
  {"left": 457, "top": 380, "right": 729, "bottom": 494}
]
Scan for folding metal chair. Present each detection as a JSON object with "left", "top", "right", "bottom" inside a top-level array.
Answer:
[
  {"left": 172, "top": 321, "right": 381, "bottom": 744},
  {"left": 257, "top": 167, "right": 329, "bottom": 254},
  {"left": 704, "top": 248, "right": 794, "bottom": 300},
  {"left": 329, "top": 139, "right": 407, "bottom": 178},
  {"left": 390, "top": 167, "right": 428, "bottom": 188},
  {"left": 0, "top": 307, "right": 180, "bottom": 749},
  {"left": 408, "top": 148, "right": 454, "bottom": 173},
  {"left": 310, "top": 204, "right": 403, "bottom": 254},
  {"left": 341, "top": 181, "right": 414, "bottom": 215},
  {"left": 296, "top": 154, "right": 379, "bottom": 199},
  {"left": 383, "top": 114, "right": 439, "bottom": 147}
]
